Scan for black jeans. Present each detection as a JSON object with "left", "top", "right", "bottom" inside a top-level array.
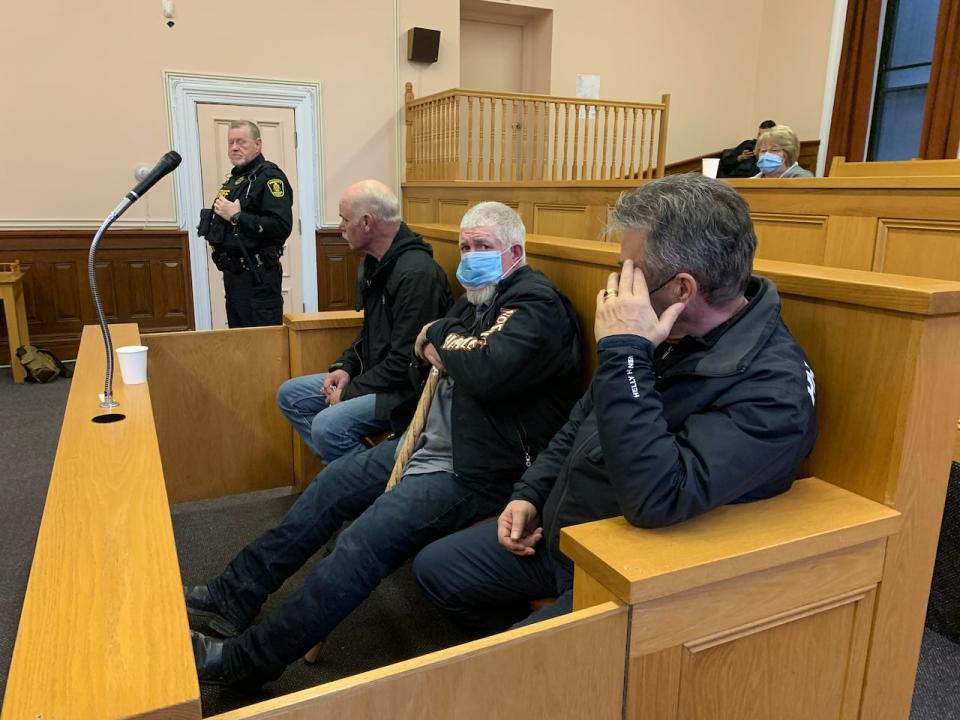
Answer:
[
  {"left": 413, "top": 519, "right": 574, "bottom": 634},
  {"left": 223, "top": 263, "right": 283, "bottom": 328},
  {"left": 207, "top": 440, "right": 510, "bottom": 684}
]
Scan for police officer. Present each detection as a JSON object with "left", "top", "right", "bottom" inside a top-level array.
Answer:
[{"left": 208, "top": 120, "right": 293, "bottom": 328}]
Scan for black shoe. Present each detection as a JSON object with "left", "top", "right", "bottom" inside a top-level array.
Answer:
[
  {"left": 191, "top": 630, "right": 229, "bottom": 685},
  {"left": 184, "top": 585, "right": 242, "bottom": 638}
]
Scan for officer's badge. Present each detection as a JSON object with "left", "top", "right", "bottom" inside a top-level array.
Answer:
[
  {"left": 234, "top": 176, "right": 245, "bottom": 185},
  {"left": 217, "top": 188, "right": 230, "bottom": 198},
  {"left": 267, "top": 179, "right": 285, "bottom": 198}
]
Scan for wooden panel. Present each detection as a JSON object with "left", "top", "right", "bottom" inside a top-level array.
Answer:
[
  {"left": 285, "top": 311, "right": 365, "bottom": 492},
  {"left": 874, "top": 219, "right": 960, "bottom": 280},
  {"left": 573, "top": 565, "right": 620, "bottom": 609},
  {"left": 2, "top": 324, "right": 200, "bottom": 720},
  {"left": 438, "top": 199, "right": 468, "bottom": 225},
  {"left": 626, "top": 648, "right": 682, "bottom": 720},
  {"left": 533, "top": 203, "right": 588, "bottom": 239},
  {"left": 315, "top": 230, "right": 363, "bottom": 311},
  {"left": 752, "top": 213, "right": 828, "bottom": 265},
  {"left": 0, "top": 229, "right": 193, "bottom": 361},
  {"left": 628, "top": 540, "right": 885, "bottom": 656},
  {"left": 403, "top": 196, "right": 436, "bottom": 224},
  {"left": 676, "top": 593, "right": 872, "bottom": 720},
  {"left": 143, "top": 326, "right": 294, "bottom": 503},
  {"left": 210, "top": 603, "right": 628, "bottom": 720},
  {"left": 822, "top": 215, "right": 878, "bottom": 270}
]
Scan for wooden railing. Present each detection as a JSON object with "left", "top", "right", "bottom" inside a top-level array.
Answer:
[{"left": 405, "top": 83, "right": 669, "bottom": 183}]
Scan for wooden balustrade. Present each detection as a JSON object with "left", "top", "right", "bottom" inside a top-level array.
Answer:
[{"left": 405, "top": 83, "right": 669, "bottom": 183}]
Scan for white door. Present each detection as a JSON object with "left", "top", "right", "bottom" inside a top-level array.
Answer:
[{"left": 197, "top": 104, "right": 302, "bottom": 329}]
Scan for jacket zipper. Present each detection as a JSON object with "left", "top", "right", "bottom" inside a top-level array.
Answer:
[{"left": 515, "top": 421, "right": 532, "bottom": 468}]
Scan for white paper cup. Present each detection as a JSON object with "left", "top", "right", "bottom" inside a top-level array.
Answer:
[
  {"left": 116, "top": 345, "right": 148, "bottom": 385},
  {"left": 702, "top": 157, "right": 720, "bottom": 179}
]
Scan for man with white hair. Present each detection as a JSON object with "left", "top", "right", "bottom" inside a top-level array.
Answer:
[
  {"left": 187, "top": 201, "right": 583, "bottom": 687},
  {"left": 277, "top": 179, "right": 452, "bottom": 463}
]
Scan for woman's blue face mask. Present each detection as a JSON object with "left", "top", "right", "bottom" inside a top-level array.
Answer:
[
  {"left": 757, "top": 151, "right": 784, "bottom": 173},
  {"left": 456, "top": 250, "right": 508, "bottom": 288}
]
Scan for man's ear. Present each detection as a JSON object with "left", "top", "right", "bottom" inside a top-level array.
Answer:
[
  {"left": 508, "top": 244, "right": 524, "bottom": 262},
  {"left": 675, "top": 272, "right": 699, "bottom": 304}
]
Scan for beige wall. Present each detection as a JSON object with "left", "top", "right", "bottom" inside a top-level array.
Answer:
[
  {"left": 3, "top": 0, "right": 836, "bottom": 229},
  {"left": 754, "top": 0, "right": 836, "bottom": 141}
]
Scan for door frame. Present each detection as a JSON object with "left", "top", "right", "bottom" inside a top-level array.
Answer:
[{"left": 166, "top": 72, "right": 323, "bottom": 330}]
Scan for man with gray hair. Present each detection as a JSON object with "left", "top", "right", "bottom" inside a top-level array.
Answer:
[
  {"left": 277, "top": 179, "right": 453, "bottom": 463},
  {"left": 187, "top": 201, "right": 583, "bottom": 686},
  {"left": 414, "top": 174, "right": 818, "bottom": 631},
  {"left": 205, "top": 120, "right": 293, "bottom": 327}
]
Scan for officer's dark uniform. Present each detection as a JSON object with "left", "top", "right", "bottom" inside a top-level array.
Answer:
[{"left": 211, "top": 154, "right": 293, "bottom": 328}]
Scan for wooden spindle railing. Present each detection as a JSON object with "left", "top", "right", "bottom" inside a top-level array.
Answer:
[{"left": 405, "top": 83, "right": 670, "bottom": 183}]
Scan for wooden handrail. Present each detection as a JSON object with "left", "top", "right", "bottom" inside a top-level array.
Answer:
[{"left": 405, "top": 84, "right": 670, "bottom": 183}]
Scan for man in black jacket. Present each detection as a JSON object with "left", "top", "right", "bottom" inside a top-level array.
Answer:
[
  {"left": 413, "top": 174, "right": 818, "bottom": 631},
  {"left": 209, "top": 120, "right": 293, "bottom": 327},
  {"left": 277, "top": 179, "right": 452, "bottom": 463},
  {"left": 187, "top": 201, "right": 583, "bottom": 686},
  {"left": 717, "top": 119, "right": 777, "bottom": 178}
]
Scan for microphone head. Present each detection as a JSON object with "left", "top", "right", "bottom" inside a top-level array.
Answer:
[{"left": 160, "top": 150, "right": 183, "bottom": 170}]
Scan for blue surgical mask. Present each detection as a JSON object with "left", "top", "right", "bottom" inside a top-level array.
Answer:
[
  {"left": 757, "top": 152, "right": 784, "bottom": 173},
  {"left": 456, "top": 250, "right": 507, "bottom": 288}
]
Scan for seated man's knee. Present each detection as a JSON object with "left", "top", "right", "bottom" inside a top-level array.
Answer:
[{"left": 311, "top": 410, "right": 360, "bottom": 464}]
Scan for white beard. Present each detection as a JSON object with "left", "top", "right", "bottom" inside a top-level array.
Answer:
[{"left": 465, "top": 284, "right": 497, "bottom": 307}]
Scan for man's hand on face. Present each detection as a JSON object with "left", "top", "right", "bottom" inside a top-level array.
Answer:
[
  {"left": 497, "top": 500, "right": 543, "bottom": 556},
  {"left": 213, "top": 197, "right": 241, "bottom": 222},
  {"left": 595, "top": 259, "right": 685, "bottom": 346},
  {"left": 323, "top": 369, "right": 351, "bottom": 405}
]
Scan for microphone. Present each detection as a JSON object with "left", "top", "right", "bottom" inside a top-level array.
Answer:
[
  {"left": 89, "top": 150, "right": 182, "bottom": 414},
  {"left": 127, "top": 150, "right": 182, "bottom": 201}
]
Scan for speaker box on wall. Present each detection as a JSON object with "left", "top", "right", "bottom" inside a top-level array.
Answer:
[{"left": 407, "top": 27, "right": 441, "bottom": 63}]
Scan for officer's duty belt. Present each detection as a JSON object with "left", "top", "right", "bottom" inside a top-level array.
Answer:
[{"left": 213, "top": 247, "right": 282, "bottom": 274}]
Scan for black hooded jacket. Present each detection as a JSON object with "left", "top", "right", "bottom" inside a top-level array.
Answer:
[
  {"left": 330, "top": 223, "right": 453, "bottom": 421},
  {"left": 511, "top": 276, "right": 818, "bottom": 572},
  {"left": 419, "top": 265, "right": 583, "bottom": 488}
]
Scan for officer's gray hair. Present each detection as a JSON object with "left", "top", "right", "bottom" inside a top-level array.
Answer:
[
  {"left": 349, "top": 181, "right": 402, "bottom": 224},
  {"left": 606, "top": 174, "right": 756, "bottom": 306},
  {"left": 229, "top": 120, "right": 261, "bottom": 141},
  {"left": 460, "top": 202, "right": 526, "bottom": 258}
]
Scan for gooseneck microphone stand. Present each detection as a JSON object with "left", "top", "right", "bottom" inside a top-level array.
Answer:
[{"left": 89, "top": 151, "right": 182, "bottom": 410}]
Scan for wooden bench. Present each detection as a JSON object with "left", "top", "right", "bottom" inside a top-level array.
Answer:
[
  {"left": 4, "top": 231, "right": 959, "bottom": 720},
  {"left": 829, "top": 155, "right": 960, "bottom": 177}
]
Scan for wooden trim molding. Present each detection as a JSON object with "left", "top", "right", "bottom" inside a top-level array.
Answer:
[
  {"left": 919, "top": 0, "right": 960, "bottom": 159},
  {"left": 0, "top": 228, "right": 193, "bottom": 361},
  {"left": 826, "top": 0, "right": 883, "bottom": 166}
]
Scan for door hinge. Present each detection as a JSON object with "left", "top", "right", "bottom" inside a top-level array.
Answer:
[
  {"left": 294, "top": 131, "right": 298, "bottom": 149},
  {"left": 298, "top": 219, "right": 302, "bottom": 235}
]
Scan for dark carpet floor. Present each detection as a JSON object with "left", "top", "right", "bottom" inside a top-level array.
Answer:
[{"left": 0, "top": 365, "right": 958, "bottom": 718}]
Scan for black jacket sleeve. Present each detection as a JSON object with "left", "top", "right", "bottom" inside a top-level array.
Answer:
[
  {"left": 235, "top": 166, "right": 293, "bottom": 245},
  {"left": 329, "top": 333, "right": 363, "bottom": 378},
  {"left": 340, "top": 266, "right": 448, "bottom": 401},
  {"left": 718, "top": 140, "right": 752, "bottom": 174},
  {"left": 425, "top": 289, "right": 573, "bottom": 398},
  {"left": 592, "top": 336, "right": 816, "bottom": 529},
  {"left": 510, "top": 392, "right": 591, "bottom": 511}
]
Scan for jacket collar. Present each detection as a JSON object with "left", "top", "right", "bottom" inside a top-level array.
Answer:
[
  {"left": 659, "top": 276, "right": 781, "bottom": 378},
  {"left": 231, "top": 154, "right": 266, "bottom": 176}
]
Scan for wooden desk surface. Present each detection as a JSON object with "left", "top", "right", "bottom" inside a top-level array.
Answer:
[{"left": 2, "top": 324, "right": 200, "bottom": 720}]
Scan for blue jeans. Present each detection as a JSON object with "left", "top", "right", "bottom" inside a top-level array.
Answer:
[
  {"left": 277, "top": 373, "right": 390, "bottom": 463},
  {"left": 413, "top": 519, "right": 574, "bottom": 634},
  {"left": 208, "top": 439, "right": 511, "bottom": 684}
]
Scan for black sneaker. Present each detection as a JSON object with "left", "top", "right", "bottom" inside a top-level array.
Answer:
[
  {"left": 184, "top": 585, "right": 242, "bottom": 638},
  {"left": 191, "top": 630, "right": 229, "bottom": 685}
]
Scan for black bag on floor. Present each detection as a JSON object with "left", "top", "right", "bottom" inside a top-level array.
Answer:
[{"left": 15, "top": 345, "right": 73, "bottom": 383}]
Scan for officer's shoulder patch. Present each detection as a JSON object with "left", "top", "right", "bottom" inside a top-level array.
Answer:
[{"left": 267, "top": 178, "right": 285, "bottom": 198}]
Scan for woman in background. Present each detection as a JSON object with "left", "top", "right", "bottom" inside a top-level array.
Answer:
[{"left": 753, "top": 125, "right": 814, "bottom": 178}]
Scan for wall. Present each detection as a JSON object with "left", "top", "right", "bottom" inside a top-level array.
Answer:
[
  {"left": 2, "top": 0, "right": 837, "bottom": 233},
  {"left": 753, "top": 0, "right": 837, "bottom": 141},
  {"left": 3, "top": 0, "right": 398, "bottom": 228}
]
